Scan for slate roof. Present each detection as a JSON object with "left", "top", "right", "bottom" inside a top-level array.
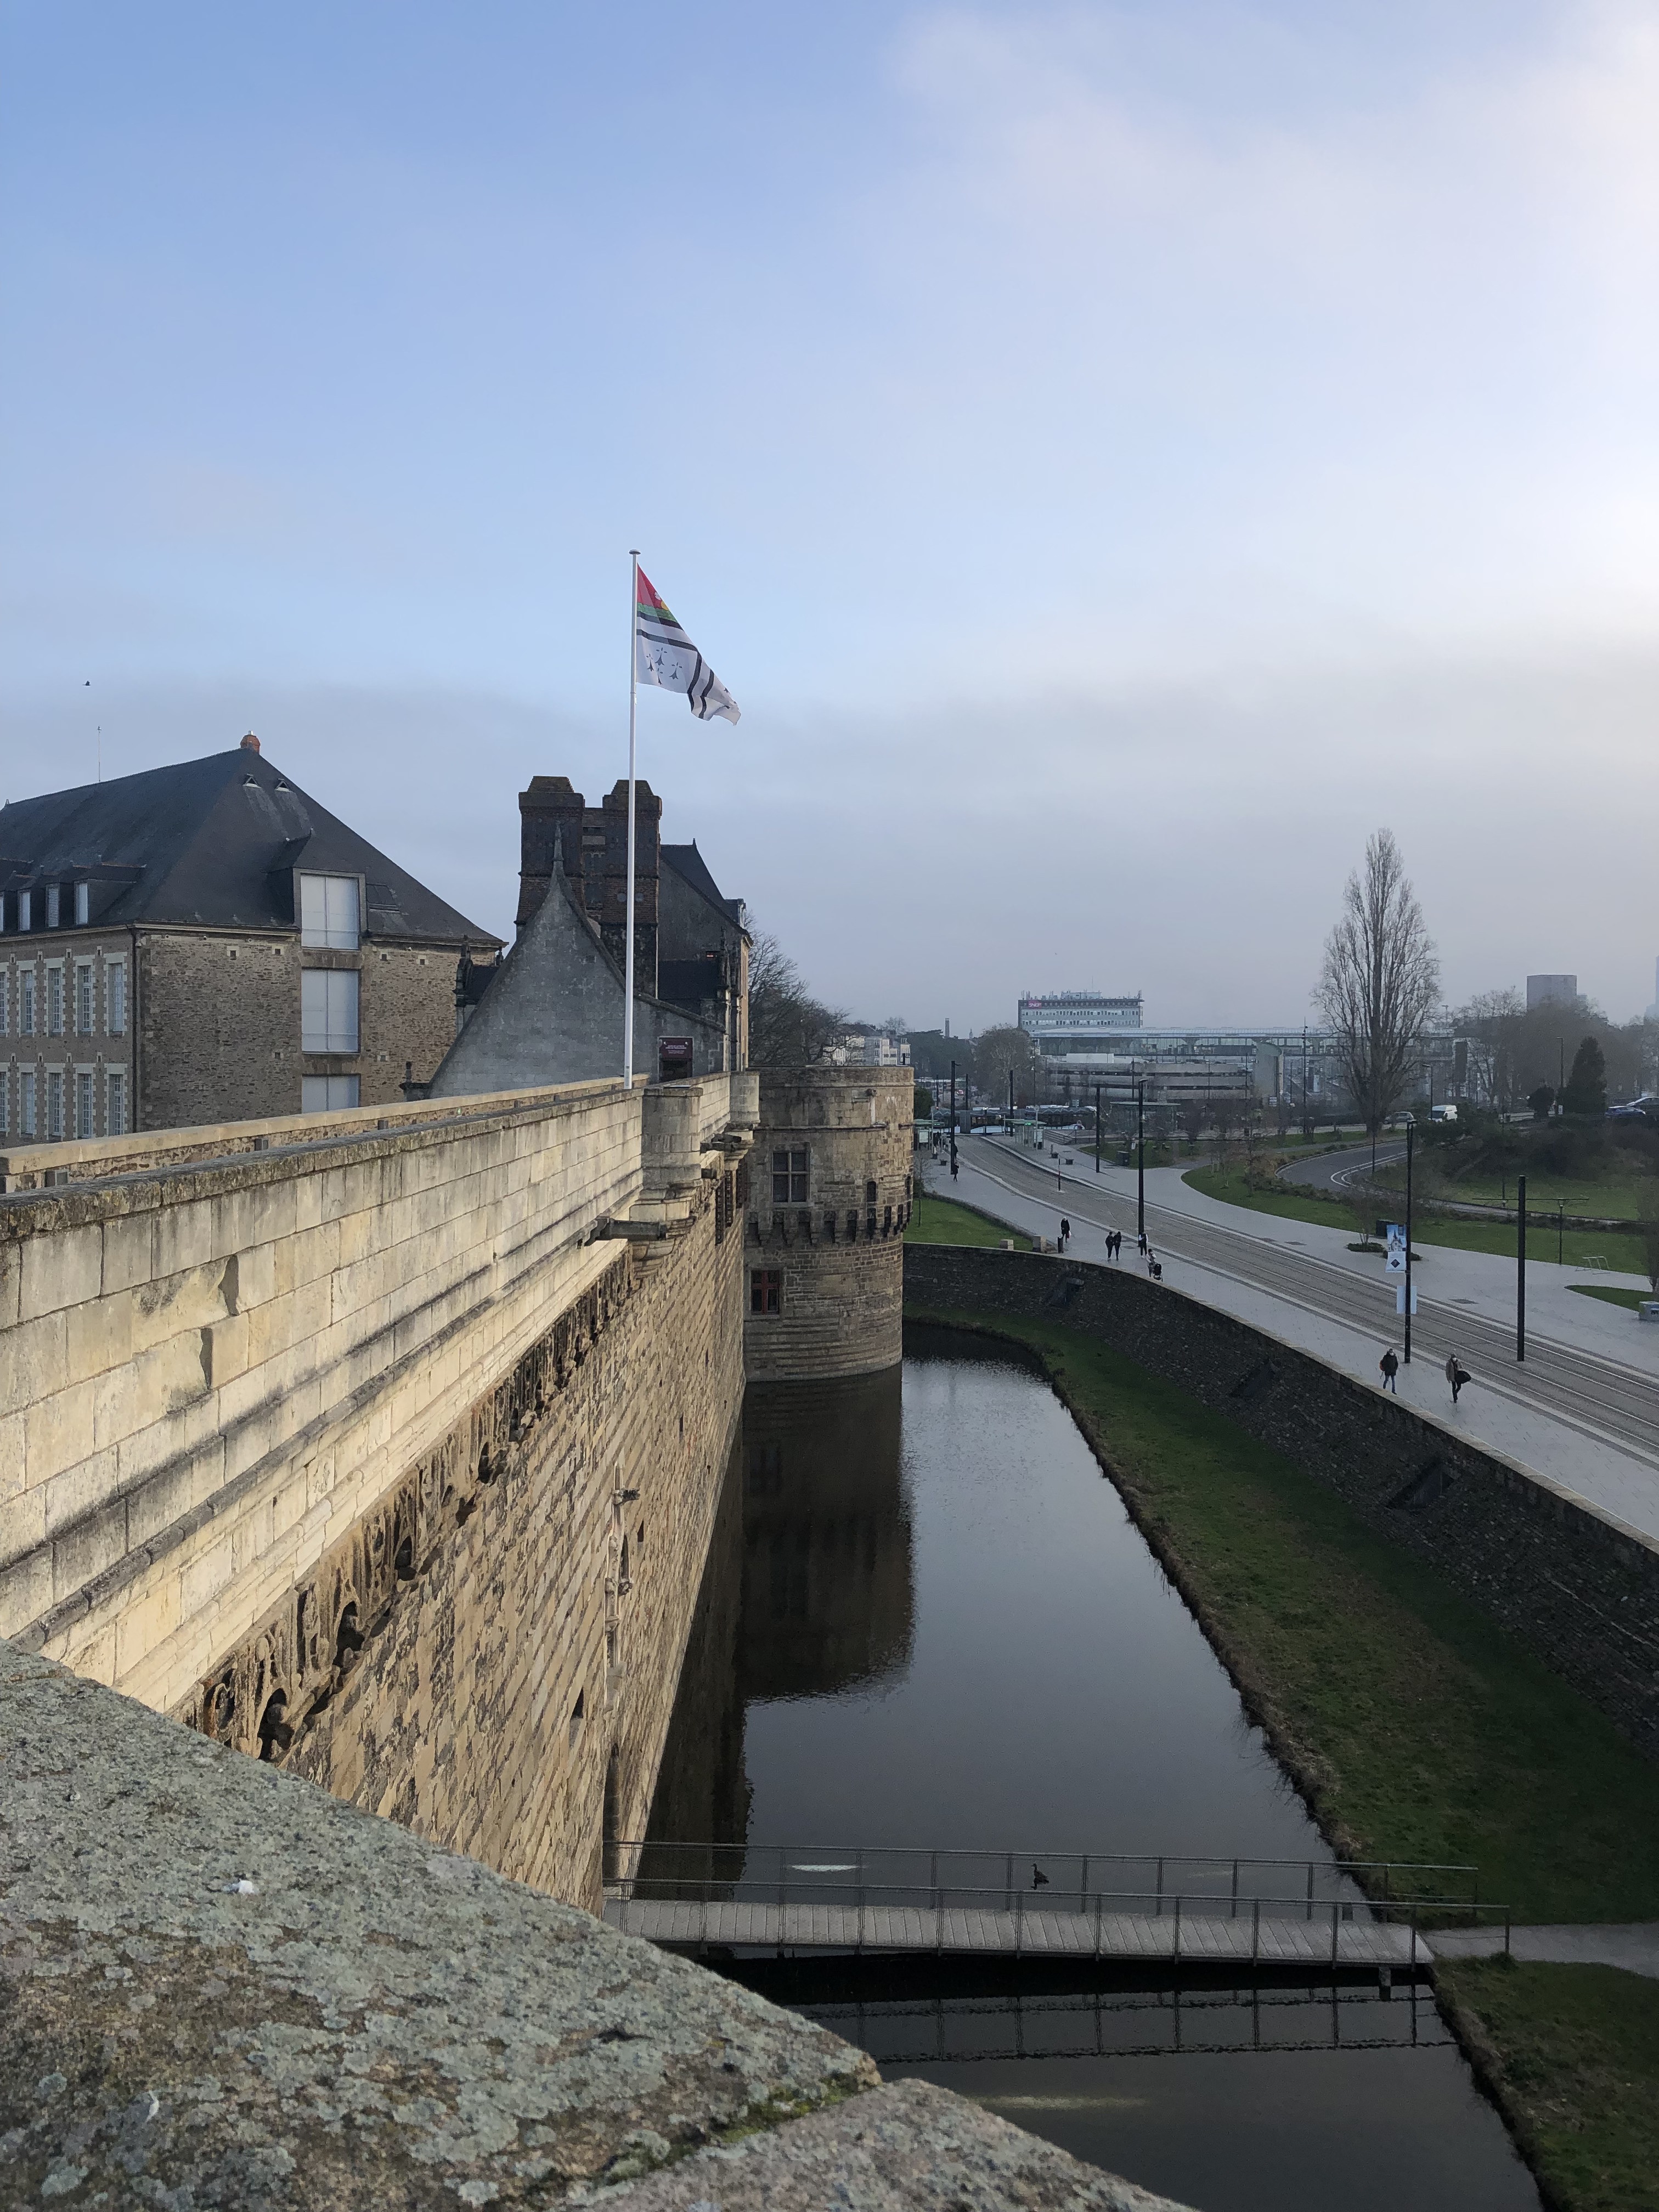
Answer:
[
  {"left": 0, "top": 746, "right": 499, "bottom": 945},
  {"left": 661, "top": 841, "right": 744, "bottom": 924}
]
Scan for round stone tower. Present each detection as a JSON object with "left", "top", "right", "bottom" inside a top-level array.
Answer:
[{"left": 742, "top": 1063, "right": 915, "bottom": 1380}]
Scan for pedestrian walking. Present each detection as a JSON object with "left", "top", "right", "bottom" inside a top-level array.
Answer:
[
  {"left": 1379, "top": 1347, "right": 1399, "bottom": 1393},
  {"left": 950, "top": 1154, "right": 958, "bottom": 1182},
  {"left": 1137, "top": 1229, "right": 1147, "bottom": 1257},
  {"left": 1059, "top": 1216, "right": 1071, "bottom": 1252},
  {"left": 1448, "top": 1353, "right": 1471, "bottom": 1406}
]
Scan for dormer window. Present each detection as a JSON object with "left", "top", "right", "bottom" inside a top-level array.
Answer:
[
  {"left": 74, "top": 882, "right": 89, "bottom": 926},
  {"left": 300, "top": 873, "right": 361, "bottom": 949},
  {"left": 45, "top": 885, "right": 59, "bottom": 928}
]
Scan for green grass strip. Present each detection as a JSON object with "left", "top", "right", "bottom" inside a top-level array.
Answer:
[
  {"left": 1437, "top": 1960, "right": 1659, "bottom": 2212},
  {"left": 905, "top": 1193, "right": 1036, "bottom": 1249},
  {"left": 1186, "top": 1164, "right": 1647, "bottom": 1274},
  {"left": 1567, "top": 1284, "right": 1652, "bottom": 1313},
  {"left": 904, "top": 1301, "right": 1659, "bottom": 1926}
]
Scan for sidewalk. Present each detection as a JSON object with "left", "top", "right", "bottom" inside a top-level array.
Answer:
[{"left": 921, "top": 1144, "right": 1659, "bottom": 1544}]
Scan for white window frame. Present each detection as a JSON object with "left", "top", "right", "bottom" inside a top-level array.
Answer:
[
  {"left": 75, "top": 882, "right": 89, "bottom": 926},
  {"left": 75, "top": 1066, "right": 95, "bottom": 1139},
  {"left": 75, "top": 961, "right": 94, "bottom": 1035},
  {"left": 0, "top": 1071, "right": 8, "bottom": 1137},
  {"left": 0, "top": 972, "right": 8, "bottom": 1035},
  {"left": 301, "top": 1074, "right": 362, "bottom": 1114},
  {"left": 45, "top": 1068, "right": 63, "bottom": 1141},
  {"left": 45, "top": 885, "right": 60, "bottom": 928},
  {"left": 106, "top": 958, "right": 127, "bottom": 1037},
  {"left": 107, "top": 1066, "right": 127, "bottom": 1137},
  {"left": 18, "top": 890, "right": 31, "bottom": 932},
  {"left": 299, "top": 874, "right": 363, "bottom": 950},
  {"left": 20, "top": 1068, "right": 35, "bottom": 1137},
  {"left": 301, "top": 968, "right": 359, "bottom": 1054},
  {"left": 46, "top": 964, "right": 64, "bottom": 1038},
  {"left": 20, "top": 971, "right": 35, "bottom": 1037}
]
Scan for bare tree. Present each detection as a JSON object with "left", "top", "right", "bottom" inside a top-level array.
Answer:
[
  {"left": 746, "top": 929, "right": 847, "bottom": 1068},
  {"left": 972, "top": 1024, "right": 1036, "bottom": 1105},
  {"left": 1316, "top": 830, "right": 1441, "bottom": 1138}
]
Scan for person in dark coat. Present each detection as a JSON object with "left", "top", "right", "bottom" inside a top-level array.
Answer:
[
  {"left": 1379, "top": 1347, "right": 1400, "bottom": 1393},
  {"left": 1059, "top": 1216, "right": 1071, "bottom": 1251},
  {"left": 1448, "top": 1353, "right": 1472, "bottom": 1404}
]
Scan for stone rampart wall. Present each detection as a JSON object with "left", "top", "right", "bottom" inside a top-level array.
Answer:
[{"left": 905, "top": 1244, "right": 1659, "bottom": 1759}]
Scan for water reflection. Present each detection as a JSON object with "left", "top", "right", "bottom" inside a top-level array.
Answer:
[{"left": 644, "top": 1332, "right": 1541, "bottom": 2212}]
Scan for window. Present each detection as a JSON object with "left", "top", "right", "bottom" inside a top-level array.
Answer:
[
  {"left": 107, "top": 1068, "right": 126, "bottom": 1137},
  {"left": 302, "top": 1074, "right": 360, "bottom": 1113},
  {"left": 20, "top": 1069, "right": 35, "bottom": 1137},
  {"left": 0, "top": 973, "right": 7, "bottom": 1034},
  {"left": 46, "top": 885, "right": 60, "bottom": 928},
  {"left": 300, "top": 874, "right": 361, "bottom": 949},
  {"left": 46, "top": 1070, "right": 63, "bottom": 1141},
  {"left": 76, "top": 1070, "right": 94, "bottom": 1139},
  {"left": 771, "top": 1147, "right": 809, "bottom": 1204},
  {"left": 75, "top": 963, "right": 94, "bottom": 1035},
  {"left": 18, "top": 890, "right": 31, "bottom": 932},
  {"left": 20, "top": 972, "right": 34, "bottom": 1036},
  {"left": 106, "top": 960, "right": 127, "bottom": 1036},
  {"left": 0, "top": 1074, "right": 7, "bottom": 1137},
  {"left": 75, "top": 882, "right": 89, "bottom": 926},
  {"left": 46, "top": 968, "right": 63, "bottom": 1037},
  {"left": 750, "top": 1267, "right": 782, "bottom": 1316},
  {"left": 301, "top": 968, "right": 359, "bottom": 1053}
]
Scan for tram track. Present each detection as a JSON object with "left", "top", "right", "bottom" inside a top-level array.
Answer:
[{"left": 958, "top": 1139, "right": 1659, "bottom": 1479}]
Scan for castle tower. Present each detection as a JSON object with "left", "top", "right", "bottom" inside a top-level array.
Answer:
[{"left": 742, "top": 1064, "right": 915, "bottom": 1380}]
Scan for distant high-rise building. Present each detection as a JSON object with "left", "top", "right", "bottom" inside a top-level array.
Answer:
[
  {"left": 1527, "top": 973, "right": 1578, "bottom": 1010},
  {"left": 1647, "top": 956, "right": 1658, "bottom": 1022}
]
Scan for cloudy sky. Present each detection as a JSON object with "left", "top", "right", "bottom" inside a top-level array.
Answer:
[{"left": 3, "top": 1, "right": 1656, "bottom": 1028}]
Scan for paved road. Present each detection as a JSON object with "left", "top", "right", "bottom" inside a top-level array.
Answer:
[
  {"left": 1280, "top": 1141, "right": 1406, "bottom": 1194},
  {"left": 950, "top": 1136, "right": 1659, "bottom": 1478}
]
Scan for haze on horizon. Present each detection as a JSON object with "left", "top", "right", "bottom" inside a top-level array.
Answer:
[{"left": 3, "top": 1, "right": 1656, "bottom": 1032}]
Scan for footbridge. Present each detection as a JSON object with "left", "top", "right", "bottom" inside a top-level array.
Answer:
[{"left": 603, "top": 1841, "right": 1506, "bottom": 1972}]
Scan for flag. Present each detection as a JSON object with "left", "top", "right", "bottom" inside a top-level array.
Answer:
[{"left": 635, "top": 567, "right": 740, "bottom": 724}]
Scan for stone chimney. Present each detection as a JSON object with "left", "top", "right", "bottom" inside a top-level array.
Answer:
[
  {"left": 240, "top": 732, "right": 261, "bottom": 752},
  {"left": 516, "top": 776, "right": 586, "bottom": 933}
]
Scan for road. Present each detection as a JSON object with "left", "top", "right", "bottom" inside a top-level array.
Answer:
[
  {"left": 938, "top": 1135, "right": 1659, "bottom": 1485},
  {"left": 1280, "top": 1140, "right": 1406, "bottom": 1194}
]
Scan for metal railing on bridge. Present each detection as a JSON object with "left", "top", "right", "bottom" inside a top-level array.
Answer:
[{"left": 603, "top": 1840, "right": 1508, "bottom": 1970}]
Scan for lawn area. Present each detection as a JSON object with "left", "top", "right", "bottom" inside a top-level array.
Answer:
[
  {"left": 1376, "top": 1160, "right": 1648, "bottom": 1222},
  {"left": 1185, "top": 1163, "right": 1649, "bottom": 1275},
  {"left": 1437, "top": 1960, "right": 1659, "bottom": 2212},
  {"left": 1568, "top": 1284, "right": 1654, "bottom": 1312},
  {"left": 901, "top": 1301, "right": 1659, "bottom": 1926},
  {"left": 904, "top": 1193, "right": 1032, "bottom": 1249}
]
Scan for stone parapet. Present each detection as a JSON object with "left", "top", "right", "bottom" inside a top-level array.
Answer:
[
  {"left": 0, "top": 1637, "right": 1188, "bottom": 2210},
  {"left": 904, "top": 1244, "right": 1659, "bottom": 1760}
]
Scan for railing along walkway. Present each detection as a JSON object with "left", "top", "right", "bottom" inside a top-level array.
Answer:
[{"left": 603, "top": 1841, "right": 1504, "bottom": 1967}]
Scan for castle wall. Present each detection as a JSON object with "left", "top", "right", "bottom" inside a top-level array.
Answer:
[
  {"left": 0, "top": 1076, "right": 753, "bottom": 1908},
  {"left": 743, "top": 1064, "right": 914, "bottom": 1380}
]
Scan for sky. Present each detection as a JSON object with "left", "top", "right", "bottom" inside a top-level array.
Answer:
[{"left": 3, "top": 1, "right": 1657, "bottom": 1029}]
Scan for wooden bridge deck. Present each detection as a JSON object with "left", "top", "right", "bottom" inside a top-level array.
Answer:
[{"left": 603, "top": 1897, "right": 1422, "bottom": 1967}]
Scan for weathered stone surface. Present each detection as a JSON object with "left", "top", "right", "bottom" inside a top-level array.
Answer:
[
  {"left": 592, "top": 2076, "right": 1192, "bottom": 2210},
  {"left": 905, "top": 1244, "right": 1659, "bottom": 1761},
  {"left": 0, "top": 1640, "right": 875, "bottom": 2205},
  {"left": 0, "top": 1640, "right": 1190, "bottom": 2212}
]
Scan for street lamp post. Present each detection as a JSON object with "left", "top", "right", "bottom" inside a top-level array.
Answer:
[
  {"left": 1137, "top": 1082, "right": 1146, "bottom": 1242},
  {"left": 1516, "top": 1173, "right": 1527, "bottom": 1363},
  {"left": 1403, "top": 1120, "right": 1415, "bottom": 1364},
  {"left": 1094, "top": 1082, "right": 1102, "bottom": 1174},
  {"left": 949, "top": 1058, "right": 957, "bottom": 1180}
]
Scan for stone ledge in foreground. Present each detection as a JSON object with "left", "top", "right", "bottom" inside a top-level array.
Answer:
[{"left": 0, "top": 1639, "right": 1190, "bottom": 2210}]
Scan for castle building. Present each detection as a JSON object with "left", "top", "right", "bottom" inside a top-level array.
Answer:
[
  {"left": 0, "top": 737, "right": 496, "bottom": 1142},
  {"left": 426, "top": 775, "right": 747, "bottom": 1093}
]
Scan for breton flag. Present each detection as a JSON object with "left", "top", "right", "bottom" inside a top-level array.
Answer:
[{"left": 634, "top": 567, "right": 741, "bottom": 725}]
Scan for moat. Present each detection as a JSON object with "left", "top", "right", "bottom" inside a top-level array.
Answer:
[{"left": 646, "top": 1325, "right": 1539, "bottom": 2212}]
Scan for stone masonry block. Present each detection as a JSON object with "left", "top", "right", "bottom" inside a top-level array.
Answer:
[
  {"left": 65, "top": 1290, "right": 135, "bottom": 1384},
  {"left": 100, "top": 1210, "right": 158, "bottom": 1297},
  {"left": 19, "top": 1223, "right": 103, "bottom": 1323},
  {"left": 153, "top": 1199, "right": 214, "bottom": 1279},
  {"left": 129, "top": 1259, "right": 232, "bottom": 1358},
  {"left": 0, "top": 1310, "right": 68, "bottom": 1419},
  {"left": 125, "top": 1452, "right": 203, "bottom": 1553},
  {"left": 0, "top": 1543, "right": 54, "bottom": 1638},
  {"left": 236, "top": 1241, "right": 278, "bottom": 1309},
  {"left": 41, "top": 1445, "right": 121, "bottom": 1543},
  {"left": 0, "top": 1238, "right": 21, "bottom": 1330},
  {"left": 211, "top": 1177, "right": 297, "bottom": 1261},
  {"left": 24, "top": 1385, "right": 95, "bottom": 1491},
  {"left": 178, "top": 1534, "right": 236, "bottom": 1618},
  {"left": 52, "top": 1494, "right": 129, "bottom": 1606}
]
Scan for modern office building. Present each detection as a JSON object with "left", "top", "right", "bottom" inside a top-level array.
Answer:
[
  {"left": 1526, "top": 974, "right": 1578, "bottom": 1009},
  {"left": 0, "top": 737, "right": 498, "bottom": 1144}
]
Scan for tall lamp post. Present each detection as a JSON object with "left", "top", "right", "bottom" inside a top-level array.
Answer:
[
  {"left": 1094, "top": 1082, "right": 1102, "bottom": 1174},
  {"left": 1516, "top": 1173, "right": 1527, "bottom": 1363},
  {"left": 1137, "top": 1081, "right": 1146, "bottom": 1242},
  {"left": 949, "top": 1058, "right": 957, "bottom": 1179},
  {"left": 1403, "top": 1120, "right": 1415, "bottom": 1364}
]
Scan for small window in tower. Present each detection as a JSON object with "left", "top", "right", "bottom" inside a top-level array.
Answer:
[
  {"left": 772, "top": 1147, "right": 809, "bottom": 1204},
  {"left": 750, "top": 1267, "right": 782, "bottom": 1316}
]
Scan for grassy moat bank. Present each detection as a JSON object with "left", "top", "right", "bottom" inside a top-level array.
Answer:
[{"left": 902, "top": 1206, "right": 1659, "bottom": 2210}]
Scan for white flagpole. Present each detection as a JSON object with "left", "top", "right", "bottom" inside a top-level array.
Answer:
[{"left": 624, "top": 550, "right": 640, "bottom": 1088}]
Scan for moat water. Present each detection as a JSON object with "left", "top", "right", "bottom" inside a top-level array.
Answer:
[{"left": 646, "top": 1328, "right": 1539, "bottom": 2212}]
